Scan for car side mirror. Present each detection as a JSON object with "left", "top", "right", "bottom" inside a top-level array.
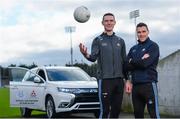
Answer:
[
  {"left": 34, "top": 77, "right": 42, "bottom": 83},
  {"left": 91, "top": 77, "right": 97, "bottom": 81}
]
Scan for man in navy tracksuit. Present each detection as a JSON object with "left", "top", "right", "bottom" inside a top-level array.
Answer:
[
  {"left": 125, "top": 22, "right": 160, "bottom": 118},
  {"left": 79, "top": 13, "right": 127, "bottom": 118}
]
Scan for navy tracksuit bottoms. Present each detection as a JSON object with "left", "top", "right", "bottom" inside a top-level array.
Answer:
[
  {"left": 98, "top": 78, "right": 124, "bottom": 118},
  {"left": 132, "top": 82, "right": 160, "bottom": 118}
]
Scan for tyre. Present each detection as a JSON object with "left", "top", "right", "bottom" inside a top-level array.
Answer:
[
  {"left": 20, "top": 107, "right": 32, "bottom": 117},
  {"left": 46, "top": 96, "right": 56, "bottom": 118},
  {"left": 93, "top": 109, "right": 100, "bottom": 118}
]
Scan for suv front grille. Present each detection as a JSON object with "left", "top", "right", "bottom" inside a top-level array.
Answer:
[
  {"left": 74, "top": 93, "right": 99, "bottom": 103},
  {"left": 78, "top": 104, "right": 100, "bottom": 108}
]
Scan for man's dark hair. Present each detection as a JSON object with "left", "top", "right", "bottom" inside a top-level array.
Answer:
[
  {"left": 102, "top": 13, "right": 115, "bottom": 21},
  {"left": 136, "top": 22, "right": 149, "bottom": 31}
]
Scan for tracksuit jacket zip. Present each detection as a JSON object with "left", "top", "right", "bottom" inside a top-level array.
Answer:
[{"left": 110, "top": 38, "right": 115, "bottom": 76}]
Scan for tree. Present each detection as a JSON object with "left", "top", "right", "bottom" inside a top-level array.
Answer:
[
  {"left": 8, "top": 63, "right": 37, "bottom": 69},
  {"left": 8, "top": 64, "right": 16, "bottom": 67}
]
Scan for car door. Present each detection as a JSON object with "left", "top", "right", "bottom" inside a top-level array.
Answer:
[{"left": 10, "top": 67, "right": 46, "bottom": 110}]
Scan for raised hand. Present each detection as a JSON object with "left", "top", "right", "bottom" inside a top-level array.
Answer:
[{"left": 79, "top": 43, "right": 88, "bottom": 57}]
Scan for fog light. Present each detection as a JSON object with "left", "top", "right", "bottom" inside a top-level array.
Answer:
[{"left": 58, "top": 102, "right": 70, "bottom": 108}]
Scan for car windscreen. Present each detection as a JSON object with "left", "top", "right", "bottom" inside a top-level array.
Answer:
[{"left": 46, "top": 68, "right": 91, "bottom": 81}]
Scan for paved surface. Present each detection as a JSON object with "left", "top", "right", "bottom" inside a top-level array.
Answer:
[
  {"left": 30, "top": 112, "right": 179, "bottom": 118},
  {"left": 29, "top": 112, "right": 134, "bottom": 118},
  {"left": 30, "top": 112, "right": 135, "bottom": 118},
  {"left": 68, "top": 112, "right": 135, "bottom": 118}
]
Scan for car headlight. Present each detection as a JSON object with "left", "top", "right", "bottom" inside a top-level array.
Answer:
[
  {"left": 57, "top": 87, "right": 78, "bottom": 93},
  {"left": 57, "top": 87, "right": 98, "bottom": 94}
]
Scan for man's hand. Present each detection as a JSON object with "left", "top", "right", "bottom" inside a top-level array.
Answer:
[
  {"left": 142, "top": 53, "right": 150, "bottom": 60},
  {"left": 125, "top": 80, "right": 132, "bottom": 94},
  {"left": 79, "top": 43, "right": 89, "bottom": 58}
]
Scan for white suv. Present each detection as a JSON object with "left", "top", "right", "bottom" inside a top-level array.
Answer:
[{"left": 10, "top": 66, "right": 100, "bottom": 118}]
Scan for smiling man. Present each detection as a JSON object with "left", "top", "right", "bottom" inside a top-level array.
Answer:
[
  {"left": 79, "top": 13, "right": 127, "bottom": 118},
  {"left": 125, "top": 22, "right": 160, "bottom": 118}
]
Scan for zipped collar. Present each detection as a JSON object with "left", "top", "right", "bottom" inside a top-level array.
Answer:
[
  {"left": 138, "top": 37, "right": 150, "bottom": 44},
  {"left": 101, "top": 32, "right": 115, "bottom": 37}
]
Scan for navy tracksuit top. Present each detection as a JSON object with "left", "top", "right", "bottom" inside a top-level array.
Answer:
[{"left": 126, "top": 37, "right": 160, "bottom": 84}]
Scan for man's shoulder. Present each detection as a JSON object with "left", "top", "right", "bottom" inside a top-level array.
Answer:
[
  {"left": 97, "top": 35, "right": 103, "bottom": 41},
  {"left": 113, "top": 34, "right": 122, "bottom": 39},
  {"left": 95, "top": 33, "right": 124, "bottom": 42},
  {"left": 130, "top": 44, "right": 138, "bottom": 50},
  {"left": 114, "top": 35, "right": 125, "bottom": 43},
  {"left": 93, "top": 33, "right": 103, "bottom": 41},
  {"left": 148, "top": 39, "right": 159, "bottom": 48}
]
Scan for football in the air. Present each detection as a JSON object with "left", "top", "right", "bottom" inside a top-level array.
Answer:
[{"left": 73, "top": 6, "right": 90, "bottom": 23}]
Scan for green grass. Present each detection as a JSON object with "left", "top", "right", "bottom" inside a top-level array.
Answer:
[
  {"left": 0, "top": 87, "right": 45, "bottom": 118},
  {"left": 0, "top": 87, "right": 20, "bottom": 118}
]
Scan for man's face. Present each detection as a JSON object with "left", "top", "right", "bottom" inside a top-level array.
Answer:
[
  {"left": 102, "top": 15, "right": 116, "bottom": 32},
  {"left": 136, "top": 26, "right": 149, "bottom": 42}
]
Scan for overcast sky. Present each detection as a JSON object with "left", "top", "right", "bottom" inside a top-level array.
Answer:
[{"left": 0, "top": 0, "right": 180, "bottom": 66}]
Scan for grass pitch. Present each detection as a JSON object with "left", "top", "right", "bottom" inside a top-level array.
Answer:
[{"left": 0, "top": 87, "right": 45, "bottom": 118}]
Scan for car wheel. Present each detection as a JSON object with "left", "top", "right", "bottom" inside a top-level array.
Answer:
[
  {"left": 46, "top": 96, "right": 56, "bottom": 118},
  {"left": 93, "top": 110, "right": 100, "bottom": 118},
  {"left": 20, "top": 107, "right": 32, "bottom": 117}
]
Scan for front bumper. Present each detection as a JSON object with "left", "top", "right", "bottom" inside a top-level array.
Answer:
[{"left": 54, "top": 92, "right": 100, "bottom": 113}]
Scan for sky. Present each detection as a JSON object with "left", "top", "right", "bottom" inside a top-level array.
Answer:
[{"left": 0, "top": 0, "right": 180, "bottom": 66}]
